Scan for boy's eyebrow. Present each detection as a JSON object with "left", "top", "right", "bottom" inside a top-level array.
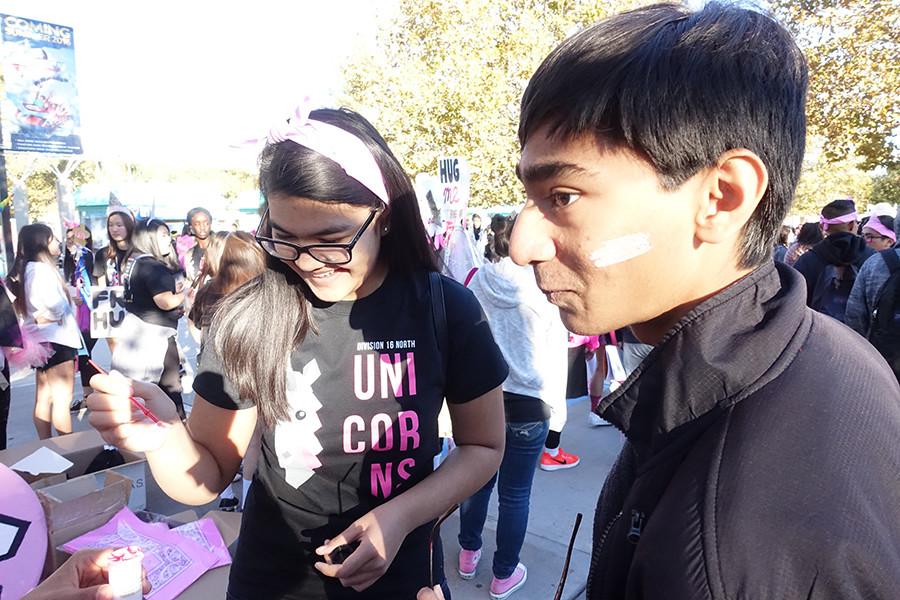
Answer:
[
  {"left": 516, "top": 161, "right": 590, "bottom": 183},
  {"left": 269, "top": 219, "right": 351, "bottom": 238}
]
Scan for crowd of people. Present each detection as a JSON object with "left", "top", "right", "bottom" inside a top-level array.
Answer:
[
  {"left": 0, "top": 204, "right": 268, "bottom": 447},
  {"left": 8, "top": 2, "right": 900, "bottom": 600}
]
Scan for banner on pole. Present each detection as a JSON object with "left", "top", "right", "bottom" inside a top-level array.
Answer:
[
  {"left": 0, "top": 14, "right": 83, "bottom": 154},
  {"left": 90, "top": 286, "right": 126, "bottom": 338}
]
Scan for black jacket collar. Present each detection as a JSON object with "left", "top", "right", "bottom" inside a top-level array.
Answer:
[{"left": 599, "top": 262, "right": 812, "bottom": 458}]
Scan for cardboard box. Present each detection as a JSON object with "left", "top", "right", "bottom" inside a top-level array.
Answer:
[
  {"left": 0, "top": 430, "right": 148, "bottom": 511},
  {"left": 36, "top": 471, "right": 132, "bottom": 576},
  {"left": 175, "top": 510, "right": 242, "bottom": 599}
]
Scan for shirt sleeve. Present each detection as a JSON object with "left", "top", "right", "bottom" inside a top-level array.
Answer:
[
  {"left": 140, "top": 260, "right": 177, "bottom": 297},
  {"left": 192, "top": 325, "right": 255, "bottom": 410},
  {"left": 27, "top": 263, "right": 69, "bottom": 321},
  {"left": 441, "top": 275, "right": 509, "bottom": 404}
]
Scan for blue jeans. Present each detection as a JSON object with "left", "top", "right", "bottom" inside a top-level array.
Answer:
[{"left": 458, "top": 420, "right": 549, "bottom": 579}]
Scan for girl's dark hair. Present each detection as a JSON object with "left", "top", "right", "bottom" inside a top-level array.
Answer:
[
  {"left": 191, "top": 231, "right": 229, "bottom": 291},
  {"left": 867, "top": 215, "right": 895, "bottom": 237},
  {"left": 777, "top": 225, "right": 791, "bottom": 246},
  {"left": 194, "top": 232, "right": 266, "bottom": 320},
  {"left": 106, "top": 211, "right": 135, "bottom": 261},
  {"left": 7, "top": 223, "right": 58, "bottom": 316},
  {"left": 484, "top": 214, "right": 516, "bottom": 263},
  {"left": 796, "top": 222, "right": 824, "bottom": 246},
  {"left": 212, "top": 107, "right": 437, "bottom": 427},
  {"left": 128, "top": 218, "right": 180, "bottom": 271}
]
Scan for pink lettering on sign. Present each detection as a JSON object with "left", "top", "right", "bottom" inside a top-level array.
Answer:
[
  {"left": 353, "top": 352, "right": 418, "bottom": 400},
  {"left": 341, "top": 411, "right": 423, "bottom": 455}
]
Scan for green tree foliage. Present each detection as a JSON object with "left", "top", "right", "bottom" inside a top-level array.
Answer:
[
  {"left": 869, "top": 167, "right": 900, "bottom": 207},
  {"left": 770, "top": 0, "right": 899, "bottom": 169},
  {"left": 344, "top": 0, "right": 898, "bottom": 211},
  {"left": 792, "top": 137, "right": 874, "bottom": 216},
  {"left": 341, "top": 0, "right": 647, "bottom": 208}
]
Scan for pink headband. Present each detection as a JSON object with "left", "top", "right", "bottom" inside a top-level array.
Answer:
[
  {"left": 259, "top": 99, "right": 390, "bottom": 206},
  {"left": 864, "top": 216, "right": 896, "bottom": 242},
  {"left": 820, "top": 211, "right": 858, "bottom": 230}
]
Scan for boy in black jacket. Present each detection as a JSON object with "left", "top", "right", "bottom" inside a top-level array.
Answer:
[
  {"left": 507, "top": 3, "right": 900, "bottom": 600},
  {"left": 794, "top": 198, "right": 874, "bottom": 319}
]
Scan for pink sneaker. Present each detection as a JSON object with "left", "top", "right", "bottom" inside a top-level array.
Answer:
[
  {"left": 458, "top": 548, "right": 481, "bottom": 580},
  {"left": 490, "top": 563, "right": 527, "bottom": 599}
]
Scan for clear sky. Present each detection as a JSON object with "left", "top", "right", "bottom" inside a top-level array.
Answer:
[{"left": 0, "top": 0, "right": 390, "bottom": 168}]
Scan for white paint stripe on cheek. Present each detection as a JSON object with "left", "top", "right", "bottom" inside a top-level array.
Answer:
[{"left": 589, "top": 233, "right": 653, "bottom": 268}]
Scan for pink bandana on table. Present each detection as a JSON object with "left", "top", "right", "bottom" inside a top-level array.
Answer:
[
  {"left": 61, "top": 507, "right": 231, "bottom": 600},
  {"left": 864, "top": 216, "right": 896, "bottom": 242},
  {"left": 819, "top": 211, "right": 858, "bottom": 231},
  {"left": 250, "top": 98, "right": 390, "bottom": 206}
]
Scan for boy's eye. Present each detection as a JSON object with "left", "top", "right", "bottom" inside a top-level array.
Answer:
[{"left": 549, "top": 191, "right": 581, "bottom": 208}]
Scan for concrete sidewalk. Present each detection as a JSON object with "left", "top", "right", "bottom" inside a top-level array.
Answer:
[
  {"left": 441, "top": 398, "right": 623, "bottom": 600},
  {"left": 4, "top": 331, "right": 623, "bottom": 600}
]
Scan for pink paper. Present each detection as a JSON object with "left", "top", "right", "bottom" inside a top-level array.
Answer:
[
  {"left": 172, "top": 518, "right": 232, "bottom": 568},
  {"left": 60, "top": 507, "right": 216, "bottom": 600}
]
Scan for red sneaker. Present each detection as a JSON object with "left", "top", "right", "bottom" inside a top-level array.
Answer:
[{"left": 539, "top": 448, "right": 581, "bottom": 471}]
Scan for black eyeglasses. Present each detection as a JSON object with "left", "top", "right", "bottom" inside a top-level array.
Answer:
[{"left": 255, "top": 207, "right": 380, "bottom": 265}]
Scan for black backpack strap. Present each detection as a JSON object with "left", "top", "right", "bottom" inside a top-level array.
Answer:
[
  {"left": 428, "top": 271, "right": 448, "bottom": 379},
  {"left": 880, "top": 249, "right": 900, "bottom": 274}
]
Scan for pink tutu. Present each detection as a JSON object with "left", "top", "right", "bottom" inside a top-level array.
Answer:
[{"left": 4, "top": 324, "right": 52, "bottom": 369}]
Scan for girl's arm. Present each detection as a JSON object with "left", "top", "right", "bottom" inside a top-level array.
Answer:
[
  {"left": 87, "top": 374, "right": 257, "bottom": 505},
  {"left": 152, "top": 290, "right": 185, "bottom": 311},
  {"left": 316, "top": 385, "right": 505, "bottom": 591}
]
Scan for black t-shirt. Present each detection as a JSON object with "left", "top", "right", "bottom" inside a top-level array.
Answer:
[
  {"left": 194, "top": 269, "right": 508, "bottom": 600},
  {"left": 124, "top": 257, "right": 181, "bottom": 329},
  {"left": 93, "top": 246, "right": 128, "bottom": 286}
]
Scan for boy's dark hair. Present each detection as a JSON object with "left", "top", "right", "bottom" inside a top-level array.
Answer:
[
  {"left": 821, "top": 199, "right": 856, "bottom": 220},
  {"left": 519, "top": 2, "right": 808, "bottom": 269}
]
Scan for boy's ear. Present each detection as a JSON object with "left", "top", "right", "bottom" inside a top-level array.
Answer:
[{"left": 695, "top": 149, "right": 768, "bottom": 244}]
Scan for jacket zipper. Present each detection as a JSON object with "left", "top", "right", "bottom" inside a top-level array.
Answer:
[
  {"left": 595, "top": 510, "right": 623, "bottom": 563},
  {"left": 626, "top": 510, "right": 645, "bottom": 544}
]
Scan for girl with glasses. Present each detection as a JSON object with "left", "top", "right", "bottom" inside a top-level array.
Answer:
[{"left": 87, "top": 105, "right": 508, "bottom": 599}]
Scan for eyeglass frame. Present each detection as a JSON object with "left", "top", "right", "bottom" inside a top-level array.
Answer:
[
  {"left": 862, "top": 233, "right": 890, "bottom": 243},
  {"left": 254, "top": 206, "right": 381, "bottom": 265}
]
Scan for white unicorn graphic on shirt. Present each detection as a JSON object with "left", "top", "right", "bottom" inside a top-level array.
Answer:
[{"left": 273, "top": 359, "right": 324, "bottom": 488}]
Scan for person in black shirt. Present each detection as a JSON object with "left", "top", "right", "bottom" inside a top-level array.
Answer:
[
  {"left": 87, "top": 106, "right": 508, "bottom": 599},
  {"left": 111, "top": 218, "right": 186, "bottom": 418}
]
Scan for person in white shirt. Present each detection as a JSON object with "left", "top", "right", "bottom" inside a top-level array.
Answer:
[{"left": 7, "top": 224, "right": 81, "bottom": 438}]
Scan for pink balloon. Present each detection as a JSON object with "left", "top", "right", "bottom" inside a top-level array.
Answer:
[{"left": 0, "top": 463, "right": 48, "bottom": 598}]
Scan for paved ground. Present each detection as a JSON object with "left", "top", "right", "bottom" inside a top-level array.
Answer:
[{"left": 5, "top": 326, "right": 624, "bottom": 600}]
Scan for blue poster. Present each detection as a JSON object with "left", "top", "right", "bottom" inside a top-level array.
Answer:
[{"left": 0, "top": 14, "right": 82, "bottom": 154}]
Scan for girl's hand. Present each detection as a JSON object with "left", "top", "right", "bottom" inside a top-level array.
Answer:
[
  {"left": 86, "top": 372, "right": 178, "bottom": 453},
  {"left": 417, "top": 585, "right": 446, "bottom": 600},
  {"left": 313, "top": 502, "right": 411, "bottom": 592}
]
